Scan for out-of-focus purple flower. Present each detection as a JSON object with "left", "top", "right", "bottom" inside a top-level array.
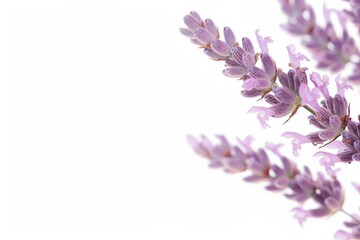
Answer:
[
  {"left": 290, "top": 171, "right": 344, "bottom": 227},
  {"left": 243, "top": 148, "right": 271, "bottom": 182},
  {"left": 187, "top": 134, "right": 344, "bottom": 227},
  {"left": 279, "top": 0, "right": 315, "bottom": 34},
  {"left": 314, "top": 151, "right": 341, "bottom": 177},
  {"left": 292, "top": 207, "right": 311, "bottom": 227},
  {"left": 335, "top": 213, "right": 360, "bottom": 240},
  {"left": 279, "top": 1, "right": 360, "bottom": 80},
  {"left": 334, "top": 229, "right": 358, "bottom": 240},
  {"left": 186, "top": 134, "right": 247, "bottom": 172}
]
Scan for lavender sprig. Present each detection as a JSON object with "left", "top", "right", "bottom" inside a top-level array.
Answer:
[
  {"left": 278, "top": 0, "right": 360, "bottom": 82},
  {"left": 180, "top": 11, "right": 355, "bottom": 165},
  {"left": 187, "top": 135, "right": 345, "bottom": 227}
]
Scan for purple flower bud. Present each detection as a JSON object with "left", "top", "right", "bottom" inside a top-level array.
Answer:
[
  {"left": 231, "top": 46, "right": 245, "bottom": 64},
  {"left": 179, "top": 28, "right": 194, "bottom": 38},
  {"left": 222, "top": 66, "right": 248, "bottom": 78},
  {"left": 194, "top": 28, "right": 215, "bottom": 44},
  {"left": 242, "top": 37, "right": 255, "bottom": 55},
  {"left": 273, "top": 87, "right": 296, "bottom": 103},
  {"left": 210, "top": 39, "right": 231, "bottom": 56},
  {"left": 189, "top": 11, "right": 202, "bottom": 21},
  {"left": 204, "top": 19, "right": 218, "bottom": 36},
  {"left": 264, "top": 94, "right": 279, "bottom": 105},
  {"left": 224, "top": 27, "right": 236, "bottom": 47},
  {"left": 249, "top": 67, "right": 267, "bottom": 79},
  {"left": 270, "top": 102, "right": 293, "bottom": 117},
  {"left": 318, "top": 129, "right": 338, "bottom": 141},
  {"left": 308, "top": 115, "right": 327, "bottom": 129},
  {"left": 242, "top": 52, "right": 256, "bottom": 68},
  {"left": 241, "top": 89, "right": 263, "bottom": 97},
  {"left": 261, "top": 53, "right": 276, "bottom": 79},
  {"left": 203, "top": 48, "right": 224, "bottom": 59},
  {"left": 183, "top": 14, "right": 201, "bottom": 30}
]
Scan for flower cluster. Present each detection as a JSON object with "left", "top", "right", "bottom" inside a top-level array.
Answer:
[
  {"left": 180, "top": 3, "right": 360, "bottom": 239},
  {"left": 279, "top": 0, "right": 360, "bottom": 82},
  {"left": 187, "top": 135, "right": 344, "bottom": 226}
]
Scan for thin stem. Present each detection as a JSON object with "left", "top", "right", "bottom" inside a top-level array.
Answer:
[
  {"left": 341, "top": 208, "right": 360, "bottom": 224},
  {"left": 302, "top": 105, "right": 316, "bottom": 115}
]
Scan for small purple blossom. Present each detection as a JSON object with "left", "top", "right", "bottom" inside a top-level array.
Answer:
[
  {"left": 282, "top": 132, "right": 311, "bottom": 156},
  {"left": 248, "top": 106, "right": 273, "bottom": 129},
  {"left": 287, "top": 44, "right": 309, "bottom": 69}
]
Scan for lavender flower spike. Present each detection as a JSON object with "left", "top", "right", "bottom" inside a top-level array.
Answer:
[{"left": 187, "top": 134, "right": 344, "bottom": 227}]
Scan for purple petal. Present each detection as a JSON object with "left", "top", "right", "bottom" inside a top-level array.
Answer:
[
  {"left": 224, "top": 27, "right": 236, "bottom": 47},
  {"left": 248, "top": 106, "right": 273, "bottom": 129},
  {"left": 351, "top": 181, "right": 360, "bottom": 194},
  {"left": 310, "top": 72, "right": 330, "bottom": 99},
  {"left": 287, "top": 44, "right": 309, "bottom": 69},
  {"left": 183, "top": 14, "right": 201, "bottom": 30},
  {"left": 261, "top": 53, "right": 276, "bottom": 79},
  {"left": 204, "top": 49, "right": 224, "bottom": 59},
  {"left": 179, "top": 28, "right": 194, "bottom": 38},
  {"left": 204, "top": 19, "right": 218, "bottom": 36},
  {"left": 335, "top": 75, "right": 353, "bottom": 97},
  {"left": 223, "top": 66, "right": 247, "bottom": 78},
  {"left": 291, "top": 207, "right": 309, "bottom": 227},
  {"left": 282, "top": 132, "right": 310, "bottom": 156},
  {"left": 319, "top": 129, "right": 338, "bottom": 140},
  {"left": 255, "top": 29, "right": 273, "bottom": 54},
  {"left": 324, "top": 197, "right": 341, "bottom": 211},
  {"left": 210, "top": 39, "right": 231, "bottom": 56},
  {"left": 314, "top": 151, "right": 340, "bottom": 177},
  {"left": 329, "top": 115, "right": 341, "bottom": 129},
  {"left": 273, "top": 87, "right": 296, "bottom": 103},
  {"left": 194, "top": 28, "right": 215, "bottom": 44},
  {"left": 189, "top": 11, "right": 202, "bottom": 21},
  {"left": 265, "top": 142, "right": 284, "bottom": 157},
  {"left": 334, "top": 230, "right": 353, "bottom": 240},
  {"left": 242, "top": 37, "right": 255, "bottom": 55},
  {"left": 242, "top": 77, "right": 259, "bottom": 90},
  {"left": 270, "top": 103, "right": 293, "bottom": 117},
  {"left": 242, "top": 52, "right": 256, "bottom": 68},
  {"left": 299, "top": 83, "right": 321, "bottom": 109}
]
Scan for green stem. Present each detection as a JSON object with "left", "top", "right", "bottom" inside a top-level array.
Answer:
[
  {"left": 340, "top": 208, "right": 360, "bottom": 224},
  {"left": 302, "top": 105, "right": 316, "bottom": 115}
]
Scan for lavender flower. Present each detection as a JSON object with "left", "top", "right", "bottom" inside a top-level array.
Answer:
[
  {"left": 180, "top": 8, "right": 360, "bottom": 239},
  {"left": 187, "top": 135, "right": 344, "bottom": 226},
  {"left": 334, "top": 214, "right": 360, "bottom": 240},
  {"left": 279, "top": 0, "right": 360, "bottom": 81},
  {"left": 282, "top": 74, "right": 351, "bottom": 157}
]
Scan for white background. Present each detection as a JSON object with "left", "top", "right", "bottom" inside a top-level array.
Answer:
[{"left": 1, "top": 0, "right": 360, "bottom": 239}]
